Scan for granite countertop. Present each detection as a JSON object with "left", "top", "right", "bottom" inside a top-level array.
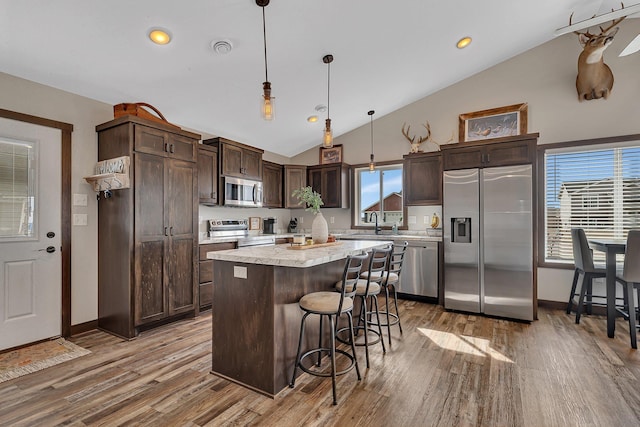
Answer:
[
  {"left": 206, "top": 239, "right": 392, "bottom": 268},
  {"left": 338, "top": 233, "right": 442, "bottom": 242},
  {"left": 200, "top": 231, "right": 441, "bottom": 245}
]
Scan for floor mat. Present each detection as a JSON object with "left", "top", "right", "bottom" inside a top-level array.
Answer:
[{"left": 0, "top": 338, "right": 90, "bottom": 383}]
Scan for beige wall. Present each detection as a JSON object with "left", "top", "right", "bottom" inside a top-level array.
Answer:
[
  {"left": 292, "top": 20, "right": 640, "bottom": 302},
  {"left": 3, "top": 20, "right": 639, "bottom": 324}
]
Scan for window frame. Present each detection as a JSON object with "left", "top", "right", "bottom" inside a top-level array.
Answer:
[
  {"left": 350, "top": 160, "right": 407, "bottom": 231},
  {"left": 537, "top": 133, "right": 640, "bottom": 269}
]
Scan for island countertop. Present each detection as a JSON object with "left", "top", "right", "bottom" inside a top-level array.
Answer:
[{"left": 206, "top": 239, "right": 391, "bottom": 268}]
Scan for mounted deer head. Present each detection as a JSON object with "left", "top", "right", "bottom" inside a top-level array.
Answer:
[
  {"left": 401, "top": 121, "right": 454, "bottom": 153},
  {"left": 573, "top": 9, "right": 625, "bottom": 101}
]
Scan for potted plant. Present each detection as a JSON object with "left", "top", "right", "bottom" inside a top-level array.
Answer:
[{"left": 292, "top": 186, "right": 328, "bottom": 244}]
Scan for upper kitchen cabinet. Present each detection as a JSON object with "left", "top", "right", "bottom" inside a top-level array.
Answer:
[
  {"left": 197, "top": 144, "right": 218, "bottom": 205},
  {"left": 204, "top": 137, "right": 263, "bottom": 180},
  {"left": 134, "top": 124, "right": 196, "bottom": 162},
  {"left": 95, "top": 116, "right": 199, "bottom": 339},
  {"left": 307, "top": 163, "right": 350, "bottom": 209},
  {"left": 403, "top": 151, "right": 442, "bottom": 206},
  {"left": 262, "top": 160, "right": 283, "bottom": 208},
  {"left": 441, "top": 134, "right": 538, "bottom": 170},
  {"left": 284, "top": 165, "right": 307, "bottom": 208}
]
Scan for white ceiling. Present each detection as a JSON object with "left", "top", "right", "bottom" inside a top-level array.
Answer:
[{"left": 0, "top": 0, "right": 630, "bottom": 157}]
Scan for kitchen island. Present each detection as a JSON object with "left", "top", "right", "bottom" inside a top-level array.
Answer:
[{"left": 206, "top": 240, "right": 390, "bottom": 397}]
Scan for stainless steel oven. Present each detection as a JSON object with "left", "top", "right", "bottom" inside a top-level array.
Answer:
[{"left": 223, "top": 176, "right": 263, "bottom": 207}]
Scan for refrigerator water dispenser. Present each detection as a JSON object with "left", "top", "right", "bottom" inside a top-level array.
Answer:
[{"left": 451, "top": 218, "right": 471, "bottom": 243}]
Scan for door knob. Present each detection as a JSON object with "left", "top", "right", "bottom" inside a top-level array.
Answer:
[{"left": 39, "top": 246, "right": 56, "bottom": 253}]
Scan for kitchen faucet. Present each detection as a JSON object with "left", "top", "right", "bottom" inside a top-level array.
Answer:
[{"left": 371, "top": 212, "right": 380, "bottom": 235}]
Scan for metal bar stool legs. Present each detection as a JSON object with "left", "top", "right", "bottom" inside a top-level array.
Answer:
[{"left": 289, "top": 254, "right": 366, "bottom": 405}]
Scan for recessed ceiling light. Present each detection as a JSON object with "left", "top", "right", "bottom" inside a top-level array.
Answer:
[
  {"left": 148, "top": 28, "right": 172, "bottom": 45},
  {"left": 307, "top": 115, "right": 319, "bottom": 123},
  {"left": 457, "top": 36, "right": 472, "bottom": 49},
  {"left": 315, "top": 104, "right": 327, "bottom": 113}
]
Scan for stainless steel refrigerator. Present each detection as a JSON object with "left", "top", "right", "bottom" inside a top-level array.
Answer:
[{"left": 443, "top": 164, "right": 533, "bottom": 321}]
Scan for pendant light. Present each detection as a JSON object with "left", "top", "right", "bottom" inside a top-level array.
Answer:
[
  {"left": 322, "top": 54, "right": 334, "bottom": 148},
  {"left": 257, "top": 0, "right": 274, "bottom": 120},
  {"left": 368, "top": 110, "right": 375, "bottom": 172}
]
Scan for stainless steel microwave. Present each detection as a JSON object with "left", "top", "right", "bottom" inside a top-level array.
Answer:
[{"left": 223, "top": 176, "right": 263, "bottom": 207}]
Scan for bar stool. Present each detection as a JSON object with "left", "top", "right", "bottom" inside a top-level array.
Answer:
[
  {"left": 361, "top": 241, "right": 408, "bottom": 344},
  {"left": 616, "top": 230, "right": 640, "bottom": 349},
  {"left": 289, "top": 253, "right": 367, "bottom": 405},
  {"left": 338, "top": 246, "right": 390, "bottom": 368},
  {"left": 566, "top": 228, "right": 607, "bottom": 323}
]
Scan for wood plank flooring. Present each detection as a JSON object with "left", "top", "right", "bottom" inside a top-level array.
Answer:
[{"left": 1, "top": 301, "right": 640, "bottom": 426}]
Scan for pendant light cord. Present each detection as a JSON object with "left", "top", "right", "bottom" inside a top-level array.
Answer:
[
  {"left": 370, "top": 113, "right": 374, "bottom": 152},
  {"left": 326, "top": 61, "right": 330, "bottom": 120},
  {"left": 262, "top": 6, "right": 268, "bottom": 82}
]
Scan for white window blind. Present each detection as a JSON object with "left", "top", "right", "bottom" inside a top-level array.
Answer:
[
  {"left": 0, "top": 139, "right": 35, "bottom": 238},
  {"left": 544, "top": 142, "right": 640, "bottom": 263}
]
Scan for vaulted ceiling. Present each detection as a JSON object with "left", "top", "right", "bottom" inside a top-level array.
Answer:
[{"left": 0, "top": 0, "right": 634, "bottom": 156}]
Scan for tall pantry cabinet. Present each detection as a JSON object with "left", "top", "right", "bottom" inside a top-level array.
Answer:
[{"left": 96, "top": 116, "right": 199, "bottom": 339}]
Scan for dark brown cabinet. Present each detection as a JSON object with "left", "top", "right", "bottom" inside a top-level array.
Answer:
[
  {"left": 262, "top": 161, "right": 283, "bottom": 208},
  {"left": 197, "top": 145, "right": 218, "bottom": 205},
  {"left": 442, "top": 136, "right": 536, "bottom": 170},
  {"left": 284, "top": 165, "right": 307, "bottom": 208},
  {"left": 96, "top": 116, "right": 199, "bottom": 339},
  {"left": 198, "top": 242, "right": 235, "bottom": 310},
  {"left": 307, "top": 163, "right": 350, "bottom": 209},
  {"left": 403, "top": 151, "right": 443, "bottom": 206},
  {"left": 204, "top": 137, "right": 263, "bottom": 180}
]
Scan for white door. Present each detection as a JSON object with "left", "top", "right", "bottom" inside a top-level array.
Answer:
[{"left": 0, "top": 117, "right": 61, "bottom": 351}]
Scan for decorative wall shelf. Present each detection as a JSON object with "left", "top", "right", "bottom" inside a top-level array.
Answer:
[{"left": 84, "top": 156, "right": 130, "bottom": 192}]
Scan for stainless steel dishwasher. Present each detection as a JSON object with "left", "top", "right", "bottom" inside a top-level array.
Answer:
[{"left": 395, "top": 240, "right": 439, "bottom": 298}]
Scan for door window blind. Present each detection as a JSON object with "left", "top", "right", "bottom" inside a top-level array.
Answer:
[
  {"left": 0, "top": 139, "right": 35, "bottom": 238},
  {"left": 544, "top": 142, "right": 640, "bottom": 263}
]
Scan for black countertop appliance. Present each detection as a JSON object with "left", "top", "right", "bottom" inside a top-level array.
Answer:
[{"left": 263, "top": 217, "right": 276, "bottom": 234}]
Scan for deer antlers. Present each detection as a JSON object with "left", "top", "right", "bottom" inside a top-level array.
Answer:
[
  {"left": 402, "top": 121, "right": 454, "bottom": 152},
  {"left": 570, "top": 2, "right": 626, "bottom": 38},
  {"left": 401, "top": 122, "right": 430, "bottom": 146}
]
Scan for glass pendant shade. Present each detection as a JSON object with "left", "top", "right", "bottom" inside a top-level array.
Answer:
[
  {"left": 323, "top": 118, "right": 333, "bottom": 148},
  {"left": 261, "top": 81, "right": 274, "bottom": 120}
]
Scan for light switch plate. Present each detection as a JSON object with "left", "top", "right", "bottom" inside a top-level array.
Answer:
[
  {"left": 73, "top": 214, "right": 87, "bottom": 226},
  {"left": 73, "top": 193, "right": 88, "bottom": 206}
]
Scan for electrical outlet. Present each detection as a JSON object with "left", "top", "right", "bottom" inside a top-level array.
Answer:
[
  {"left": 300, "top": 217, "right": 303, "bottom": 224},
  {"left": 233, "top": 266, "right": 247, "bottom": 279},
  {"left": 424, "top": 215, "right": 429, "bottom": 224},
  {"left": 330, "top": 216, "right": 335, "bottom": 224},
  {"left": 73, "top": 193, "right": 88, "bottom": 206}
]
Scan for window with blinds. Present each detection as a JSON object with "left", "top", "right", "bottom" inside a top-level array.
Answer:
[
  {"left": 0, "top": 138, "right": 35, "bottom": 239},
  {"left": 544, "top": 141, "right": 640, "bottom": 263}
]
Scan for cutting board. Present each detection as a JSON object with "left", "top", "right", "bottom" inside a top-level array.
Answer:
[{"left": 286, "top": 241, "right": 341, "bottom": 250}]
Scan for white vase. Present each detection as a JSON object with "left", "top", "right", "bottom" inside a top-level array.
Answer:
[{"left": 311, "top": 212, "right": 329, "bottom": 244}]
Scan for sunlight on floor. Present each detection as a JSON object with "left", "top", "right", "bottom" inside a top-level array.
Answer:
[{"left": 417, "top": 328, "right": 513, "bottom": 363}]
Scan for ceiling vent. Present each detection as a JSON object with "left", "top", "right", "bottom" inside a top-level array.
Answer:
[{"left": 211, "top": 40, "right": 233, "bottom": 54}]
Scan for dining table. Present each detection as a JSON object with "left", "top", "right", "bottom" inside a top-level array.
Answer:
[{"left": 589, "top": 239, "right": 626, "bottom": 338}]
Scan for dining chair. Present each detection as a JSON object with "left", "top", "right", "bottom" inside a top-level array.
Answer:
[
  {"left": 616, "top": 230, "right": 640, "bottom": 349},
  {"left": 566, "top": 228, "right": 607, "bottom": 323}
]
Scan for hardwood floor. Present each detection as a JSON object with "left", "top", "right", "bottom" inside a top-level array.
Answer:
[{"left": 1, "top": 301, "right": 640, "bottom": 426}]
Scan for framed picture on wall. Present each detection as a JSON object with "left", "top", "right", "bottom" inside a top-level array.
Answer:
[
  {"left": 319, "top": 144, "right": 343, "bottom": 165},
  {"left": 459, "top": 103, "right": 528, "bottom": 142}
]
